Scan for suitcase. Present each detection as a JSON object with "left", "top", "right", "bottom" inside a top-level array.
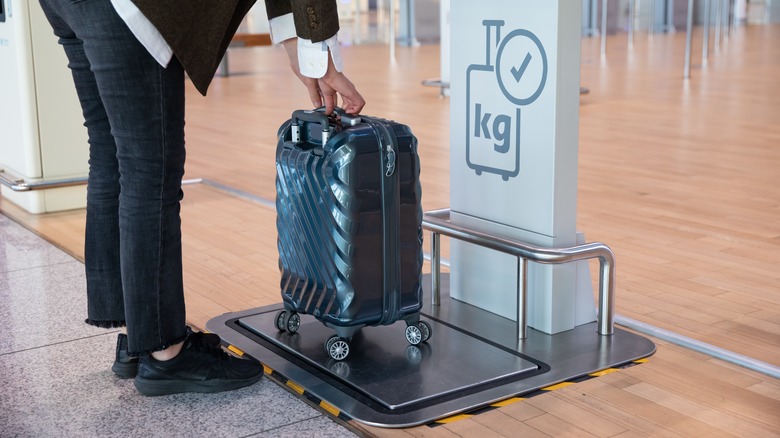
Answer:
[{"left": 273, "top": 109, "right": 431, "bottom": 360}]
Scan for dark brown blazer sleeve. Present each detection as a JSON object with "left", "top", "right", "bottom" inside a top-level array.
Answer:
[
  {"left": 265, "top": 0, "right": 339, "bottom": 43},
  {"left": 264, "top": 0, "right": 292, "bottom": 19},
  {"left": 131, "top": 0, "right": 257, "bottom": 96}
]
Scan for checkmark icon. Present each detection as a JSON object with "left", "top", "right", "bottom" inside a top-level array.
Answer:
[{"left": 511, "top": 53, "right": 533, "bottom": 82}]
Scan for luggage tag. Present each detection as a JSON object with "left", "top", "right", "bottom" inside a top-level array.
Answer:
[{"left": 325, "top": 107, "right": 362, "bottom": 127}]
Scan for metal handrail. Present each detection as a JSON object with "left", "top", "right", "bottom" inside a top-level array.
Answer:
[
  {"left": 422, "top": 208, "right": 615, "bottom": 340},
  {"left": 0, "top": 168, "right": 87, "bottom": 192}
]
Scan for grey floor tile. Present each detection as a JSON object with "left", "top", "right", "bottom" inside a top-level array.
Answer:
[
  {"left": 251, "top": 416, "right": 358, "bottom": 438},
  {"left": 0, "top": 334, "right": 330, "bottom": 438},
  {"left": 0, "top": 215, "right": 357, "bottom": 437},
  {"left": 0, "top": 261, "right": 106, "bottom": 355},
  {"left": 0, "top": 215, "right": 75, "bottom": 274}
]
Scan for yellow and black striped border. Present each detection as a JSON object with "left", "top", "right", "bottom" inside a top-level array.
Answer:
[
  {"left": 219, "top": 339, "right": 354, "bottom": 423},
  {"left": 222, "top": 338, "right": 648, "bottom": 428},
  {"left": 428, "top": 358, "right": 650, "bottom": 427},
  {"left": 269, "top": 364, "right": 354, "bottom": 422}
]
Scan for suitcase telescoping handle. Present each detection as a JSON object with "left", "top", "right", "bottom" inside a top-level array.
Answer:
[
  {"left": 290, "top": 108, "right": 362, "bottom": 147},
  {"left": 291, "top": 110, "right": 330, "bottom": 146}
]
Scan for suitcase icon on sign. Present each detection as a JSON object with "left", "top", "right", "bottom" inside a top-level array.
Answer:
[{"left": 465, "top": 20, "right": 548, "bottom": 181}]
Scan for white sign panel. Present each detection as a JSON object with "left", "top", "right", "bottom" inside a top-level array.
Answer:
[{"left": 449, "top": 1, "right": 594, "bottom": 334}]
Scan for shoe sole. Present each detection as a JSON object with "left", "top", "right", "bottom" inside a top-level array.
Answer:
[
  {"left": 134, "top": 374, "right": 262, "bottom": 397},
  {"left": 112, "top": 361, "right": 139, "bottom": 379}
]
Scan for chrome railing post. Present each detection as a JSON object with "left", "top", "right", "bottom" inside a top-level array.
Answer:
[
  {"left": 431, "top": 231, "right": 441, "bottom": 306},
  {"left": 517, "top": 257, "right": 528, "bottom": 339},
  {"left": 684, "top": 0, "right": 695, "bottom": 78},
  {"left": 714, "top": 0, "right": 723, "bottom": 52},
  {"left": 702, "top": 0, "right": 711, "bottom": 64},
  {"left": 628, "top": 0, "right": 635, "bottom": 46},
  {"left": 649, "top": 0, "right": 656, "bottom": 35},
  {"left": 598, "top": 250, "right": 616, "bottom": 335},
  {"left": 600, "top": 0, "right": 608, "bottom": 57}
]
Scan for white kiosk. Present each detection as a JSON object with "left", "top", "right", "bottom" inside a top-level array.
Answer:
[
  {"left": 0, "top": 1, "right": 88, "bottom": 213},
  {"left": 449, "top": 0, "right": 596, "bottom": 335}
]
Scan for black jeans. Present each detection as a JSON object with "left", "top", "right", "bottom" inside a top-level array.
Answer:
[{"left": 39, "top": 0, "right": 187, "bottom": 355}]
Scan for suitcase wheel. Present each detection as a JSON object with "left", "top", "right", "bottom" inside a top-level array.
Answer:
[
  {"left": 326, "top": 335, "right": 350, "bottom": 361},
  {"left": 418, "top": 320, "right": 432, "bottom": 343},
  {"left": 405, "top": 321, "right": 432, "bottom": 345},
  {"left": 286, "top": 312, "right": 301, "bottom": 333},
  {"left": 274, "top": 311, "right": 287, "bottom": 332},
  {"left": 405, "top": 325, "right": 422, "bottom": 345},
  {"left": 275, "top": 310, "right": 301, "bottom": 334}
]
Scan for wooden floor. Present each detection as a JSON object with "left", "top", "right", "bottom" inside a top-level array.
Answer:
[{"left": 2, "top": 24, "right": 779, "bottom": 437}]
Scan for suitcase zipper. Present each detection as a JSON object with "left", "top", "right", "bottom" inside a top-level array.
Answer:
[
  {"left": 363, "top": 117, "right": 402, "bottom": 326},
  {"left": 385, "top": 144, "right": 396, "bottom": 177}
]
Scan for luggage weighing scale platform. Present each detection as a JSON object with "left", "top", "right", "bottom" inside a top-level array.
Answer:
[{"left": 206, "top": 274, "right": 655, "bottom": 428}]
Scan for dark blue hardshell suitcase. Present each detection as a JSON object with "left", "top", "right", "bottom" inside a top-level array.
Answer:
[{"left": 274, "top": 109, "right": 431, "bottom": 360}]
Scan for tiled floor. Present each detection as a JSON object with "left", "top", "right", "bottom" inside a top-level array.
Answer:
[{"left": 0, "top": 214, "right": 357, "bottom": 438}]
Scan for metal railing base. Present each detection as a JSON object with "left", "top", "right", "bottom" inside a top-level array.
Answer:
[{"left": 423, "top": 208, "right": 616, "bottom": 340}]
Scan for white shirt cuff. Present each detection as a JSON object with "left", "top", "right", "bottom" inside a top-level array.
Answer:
[
  {"left": 269, "top": 14, "right": 296, "bottom": 44},
  {"left": 110, "top": 0, "right": 173, "bottom": 68},
  {"left": 298, "top": 35, "right": 343, "bottom": 79}
]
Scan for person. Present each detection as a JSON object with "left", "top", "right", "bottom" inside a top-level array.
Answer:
[{"left": 37, "top": 0, "right": 364, "bottom": 397}]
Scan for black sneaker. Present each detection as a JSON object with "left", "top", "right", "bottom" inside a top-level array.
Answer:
[
  {"left": 134, "top": 331, "right": 262, "bottom": 396},
  {"left": 112, "top": 333, "right": 139, "bottom": 379},
  {"left": 112, "top": 329, "right": 221, "bottom": 379}
]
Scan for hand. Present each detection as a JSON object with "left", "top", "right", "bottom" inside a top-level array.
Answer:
[
  {"left": 282, "top": 39, "right": 365, "bottom": 115},
  {"left": 318, "top": 55, "right": 365, "bottom": 116}
]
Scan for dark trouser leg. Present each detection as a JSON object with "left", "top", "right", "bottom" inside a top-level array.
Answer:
[{"left": 38, "top": 0, "right": 187, "bottom": 354}]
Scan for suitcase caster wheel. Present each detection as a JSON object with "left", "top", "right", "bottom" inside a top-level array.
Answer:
[
  {"left": 275, "top": 311, "right": 288, "bottom": 332},
  {"left": 326, "top": 335, "right": 350, "bottom": 361},
  {"left": 286, "top": 312, "right": 300, "bottom": 334},
  {"left": 405, "top": 324, "right": 423, "bottom": 345},
  {"left": 418, "top": 321, "right": 432, "bottom": 343}
]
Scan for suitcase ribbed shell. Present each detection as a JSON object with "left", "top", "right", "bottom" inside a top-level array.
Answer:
[{"left": 275, "top": 116, "right": 423, "bottom": 330}]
